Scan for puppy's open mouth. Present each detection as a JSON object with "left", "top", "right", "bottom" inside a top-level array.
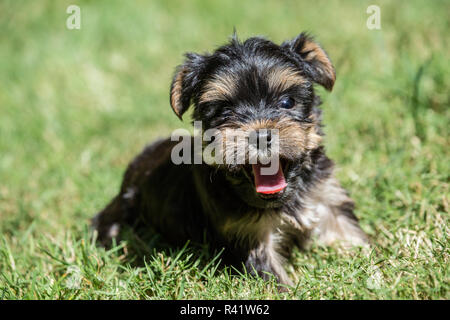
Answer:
[{"left": 243, "top": 159, "right": 288, "bottom": 196}]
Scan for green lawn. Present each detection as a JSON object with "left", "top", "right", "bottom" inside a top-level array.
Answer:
[{"left": 0, "top": 0, "right": 448, "bottom": 299}]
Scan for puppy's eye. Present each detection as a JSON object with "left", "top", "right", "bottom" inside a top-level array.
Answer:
[{"left": 279, "top": 97, "right": 295, "bottom": 109}]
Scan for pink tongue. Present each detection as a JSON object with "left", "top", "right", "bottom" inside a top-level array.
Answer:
[{"left": 252, "top": 163, "right": 287, "bottom": 194}]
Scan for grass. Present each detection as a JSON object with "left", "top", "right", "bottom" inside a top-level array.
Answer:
[{"left": 0, "top": 0, "right": 448, "bottom": 299}]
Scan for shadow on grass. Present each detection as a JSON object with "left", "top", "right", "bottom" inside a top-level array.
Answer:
[
  {"left": 93, "top": 224, "right": 287, "bottom": 294},
  {"left": 118, "top": 225, "right": 223, "bottom": 268},
  {"left": 94, "top": 224, "right": 245, "bottom": 282}
]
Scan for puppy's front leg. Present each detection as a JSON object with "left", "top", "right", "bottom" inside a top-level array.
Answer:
[{"left": 244, "top": 240, "right": 292, "bottom": 287}]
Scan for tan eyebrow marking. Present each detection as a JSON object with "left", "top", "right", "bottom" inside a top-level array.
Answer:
[
  {"left": 267, "top": 67, "right": 306, "bottom": 92},
  {"left": 199, "top": 73, "right": 237, "bottom": 104},
  {"left": 199, "top": 66, "right": 306, "bottom": 104}
]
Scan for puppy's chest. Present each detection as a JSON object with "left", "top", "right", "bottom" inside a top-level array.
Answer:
[
  {"left": 220, "top": 211, "right": 274, "bottom": 245},
  {"left": 218, "top": 209, "right": 306, "bottom": 247},
  {"left": 218, "top": 204, "right": 317, "bottom": 247}
]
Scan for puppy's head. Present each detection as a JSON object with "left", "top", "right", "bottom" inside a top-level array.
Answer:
[{"left": 170, "top": 33, "right": 335, "bottom": 208}]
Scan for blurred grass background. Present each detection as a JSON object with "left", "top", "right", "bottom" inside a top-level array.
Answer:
[{"left": 0, "top": 0, "right": 448, "bottom": 299}]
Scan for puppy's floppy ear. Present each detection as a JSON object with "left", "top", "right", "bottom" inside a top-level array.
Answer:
[
  {"left": 281, "top": 33, "right": 336, "bottom": 91},
  {"left": 170, "top": 53, "right": 206, "bottom": 120}
]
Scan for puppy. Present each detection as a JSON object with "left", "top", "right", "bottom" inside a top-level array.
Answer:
[{"left": 92, "top": 32, "right": 368, "bottom": 286}]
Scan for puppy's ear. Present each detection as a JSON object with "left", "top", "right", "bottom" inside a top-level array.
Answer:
[
  {"left": 281, "top": 33, "right": 336, "bottom": 91},
  {"left": 170, "top": 53, "right": 206, "bottom": 120}
]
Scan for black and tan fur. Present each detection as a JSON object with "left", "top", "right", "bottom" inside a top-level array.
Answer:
[{"left": 92, "top": 33, "right": 368, "bottom": 287}]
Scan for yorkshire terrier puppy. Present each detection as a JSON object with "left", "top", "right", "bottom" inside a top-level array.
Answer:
[{"left": 92, "top": 32, "right": 368, "bottom": 287}]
